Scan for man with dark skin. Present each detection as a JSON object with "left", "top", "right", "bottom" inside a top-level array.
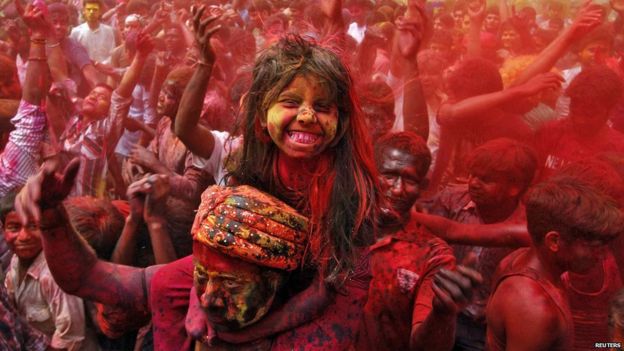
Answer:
[{"left": 356, "top": 131, "right": 482, "bottom": 351}]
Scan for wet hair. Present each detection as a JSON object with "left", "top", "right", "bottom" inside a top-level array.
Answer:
[
  {"left": 230, "top": 34, "right": 379, "bottom": 285},
  {"left": 62, "top": 196, "right": 125, "bottom": 259},
  {"left": 446, "top": 58, "right": 503, "bottom": 100},
  {"left": 0, "top": 189, "right": 18, "bottom": 224},
  {"left": 566, "top": 65, "right": 623, "bottom": 113},
  {"left": 467, "top": 138, "right": 538, "bottom": 192},
  {"left": 374, "top": 132, "right": 432, "bottom": 180},
  {"left": 526, "top": 176, "right": 624, "bottom": 245}
]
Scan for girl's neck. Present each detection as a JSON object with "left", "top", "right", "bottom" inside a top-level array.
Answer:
[{"left": 276, "top": 152, "right": 319, "bottom": 191}]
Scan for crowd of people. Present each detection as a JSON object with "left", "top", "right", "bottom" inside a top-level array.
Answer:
[{"left": 0, "top": 0, "right": 624, "bottom": 349}]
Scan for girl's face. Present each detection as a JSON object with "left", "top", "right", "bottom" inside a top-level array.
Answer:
[{"left": 264, "top": 74, "right": 339, "bottom": 159}]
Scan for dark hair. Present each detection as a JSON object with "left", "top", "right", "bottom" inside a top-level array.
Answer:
[
  {"left": 63, "top": 196, "right": 125, "bottom": 259},
  {"left": 48, "top": 3, "right": 70, "bottom": 19},
  {"left": 467, "top": 138, "right": 537, "bottom": 192},
  {"left": 83, "top": 0, "right": 103, "bottom": 8},
  {"left": 566, "top": 65, "right": 623, "bottom": 112},
  {"left": 446, "top": 58, "right": 503, "bottom": 100},
  {"left": 526, "top": 176, "right": 624, "bottom": 244},
  {"left": 374, "top": 132, "right": 432, "bottom": 180},
  {"left": 230, "top": 34, "right": 379, "bottom": 285},
  {"left": 0, "top": 189, "right": 18, "bottom": 224}
]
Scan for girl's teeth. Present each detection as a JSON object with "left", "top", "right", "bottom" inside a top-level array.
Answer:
[{"left": 289, "top": 132, "right": 319, "bottom": 144}]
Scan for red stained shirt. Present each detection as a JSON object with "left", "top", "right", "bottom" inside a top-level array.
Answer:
[
  {"left": 534, "top": 119, "right": 624, "bottom": 180},
  {"left": 354, "top": 220, "right": 455, "bottom": 351}
]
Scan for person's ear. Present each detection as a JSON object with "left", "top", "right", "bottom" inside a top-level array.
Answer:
[{"left": 544, "top": 230, "right": 561, "bottom": 252}]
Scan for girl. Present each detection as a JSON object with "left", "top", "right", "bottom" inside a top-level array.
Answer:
[{"left": 160, "top": 5, "right": 382, "bottom": 348}]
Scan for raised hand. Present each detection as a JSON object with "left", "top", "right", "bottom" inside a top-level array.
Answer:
[
  {"left": 395, "top": 15, "right": 424, "bottom": 59},
  {"left": 570, "top": 1, "right": 604, "bottom": 40},
  {"left": 431, "top": 265, "right": 483, "bottom": 315},
  {"left": 515, "top": 72, "right": 563, "bottom": 96},
  {"left": 191, "top": 5, "right": 221, "bottom": 66},
  {"left": 467, "top": 0, "right": 486, "bottom": 23},
  {"left": 129, "top": 144, "right": 159, "bottom": 172},
  {"left": 136, "top": 32, "right": 155, "bottom": 58},
  {"left": 15, "top": 158, "right": 80, "bottom": 225},
  {"left": 18, "top": 1, "right": 51, "bottom": 36},
  {"left": 126, "top": 176, "right": 148, "bottom": 220}
]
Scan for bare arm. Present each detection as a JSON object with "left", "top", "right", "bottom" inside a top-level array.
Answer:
[
  {"left": 511, "top": 2, "right": 603, "bottom": 86},
  {"left": 320, "top": 0, "right": 344, "bottom": 37},
  {"left": 487, "top": 278, "right": 564, "bottom": 351},
  {"left": 14, "top": 160, "right": 148, "bottom": 310},
  {"left": 174, "top": 6, "right": 219, "bottom": 159},
  {"left": 410, "top": 266, "right": 482, "bottom": 350},
  {"left": 397, "top": 2, "right": 429, "bottom": 140},
  {"left": 410, "top": 210, "right": 531, "bottom": 247},
  {"left": 499, "top": 0, "right": 511, "bottom": 22},
  {"left": 437, "top": 73, "right": 563, "bottom": 127},
  {"left": 466, "top": 0, "right": 485, "bottom": 58},
  {"left": 116, "top": 32, "right": 153, "bottom": 99}
]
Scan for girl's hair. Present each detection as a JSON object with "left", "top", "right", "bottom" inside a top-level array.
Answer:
[{"left": 229, "top": 34, "right": 379, "bottom": 285}]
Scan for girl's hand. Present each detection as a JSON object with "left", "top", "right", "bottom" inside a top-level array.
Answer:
[{"left": 191, "top": 5, "right": 221, "bottom": 66}]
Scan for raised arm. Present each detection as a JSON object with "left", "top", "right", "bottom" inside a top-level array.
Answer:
[
  {"left": 174, "top": 6, "right": 219, "bottom": 159},
  {"left": 20, "top": 5, "right": 49, "bottom": 105},
  {"left": 116, "top": 32, "right": 154, "bottom": 99},
  {"left": 397, "top": 3, "right": 429, "bottom": 140},
  {"left": 437, "top": 72, "right": 563, "bottom": 127},
  {"left": 14, "top": 159, "right": 148, "bottom": 311},
  {"left": 511, "top": 1, "right": 603, "bottom": 86},
  {"left": 466, "top": 0, "right": 486, "bottom": 58}
]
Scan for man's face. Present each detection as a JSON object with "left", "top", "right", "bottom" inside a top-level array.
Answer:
[
  {"left": 569, "top": 102, "right": 610, "bottom": 137},
  {"left": 82, "top": 86, "right": 112, "bottom": 120},
  {"left": 123, "top": 18, "right": 141, "bottom": 39},
  {"left": 83, "top": 3, "right": 102, "bottom": 24},
  {"left": 558, "top": 236, "right": 608, "bottom": 274},
  {"left": 579, "top": 42, "right": 610, "bottom": 65},
  {"left": 192, "top": 247, "right": 281, "bottom": 330},
  {"left": 164, "top": 28, "right": 183, "bottom": 52},
  {"left": 50, "top": 13, "right": 70, "bottom": 40},
  {"left": 3, "top": 212, "right": 42, "bottom": 261},
  {"left": 501, "top": 29, "right": 520, "bottom": 50},
  {"left": 378, "top": 147, "right": 424, "bottom": 217},
  {"left": 483, "top": 13, "right": 500, "bottom": 32},
  {"left": 468, "top": 169, "right": 519, "bottom": 208}
]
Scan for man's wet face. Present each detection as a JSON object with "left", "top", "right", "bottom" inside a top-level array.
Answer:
[
  {"left": 377, "top": 147, "right": 423, "bottom": 217},
  {"left": 559, "top": 237, "right": 608, "bottom": 274},
  {"left": 192, "top": 247, "right": 281, "bottom": 331}
]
